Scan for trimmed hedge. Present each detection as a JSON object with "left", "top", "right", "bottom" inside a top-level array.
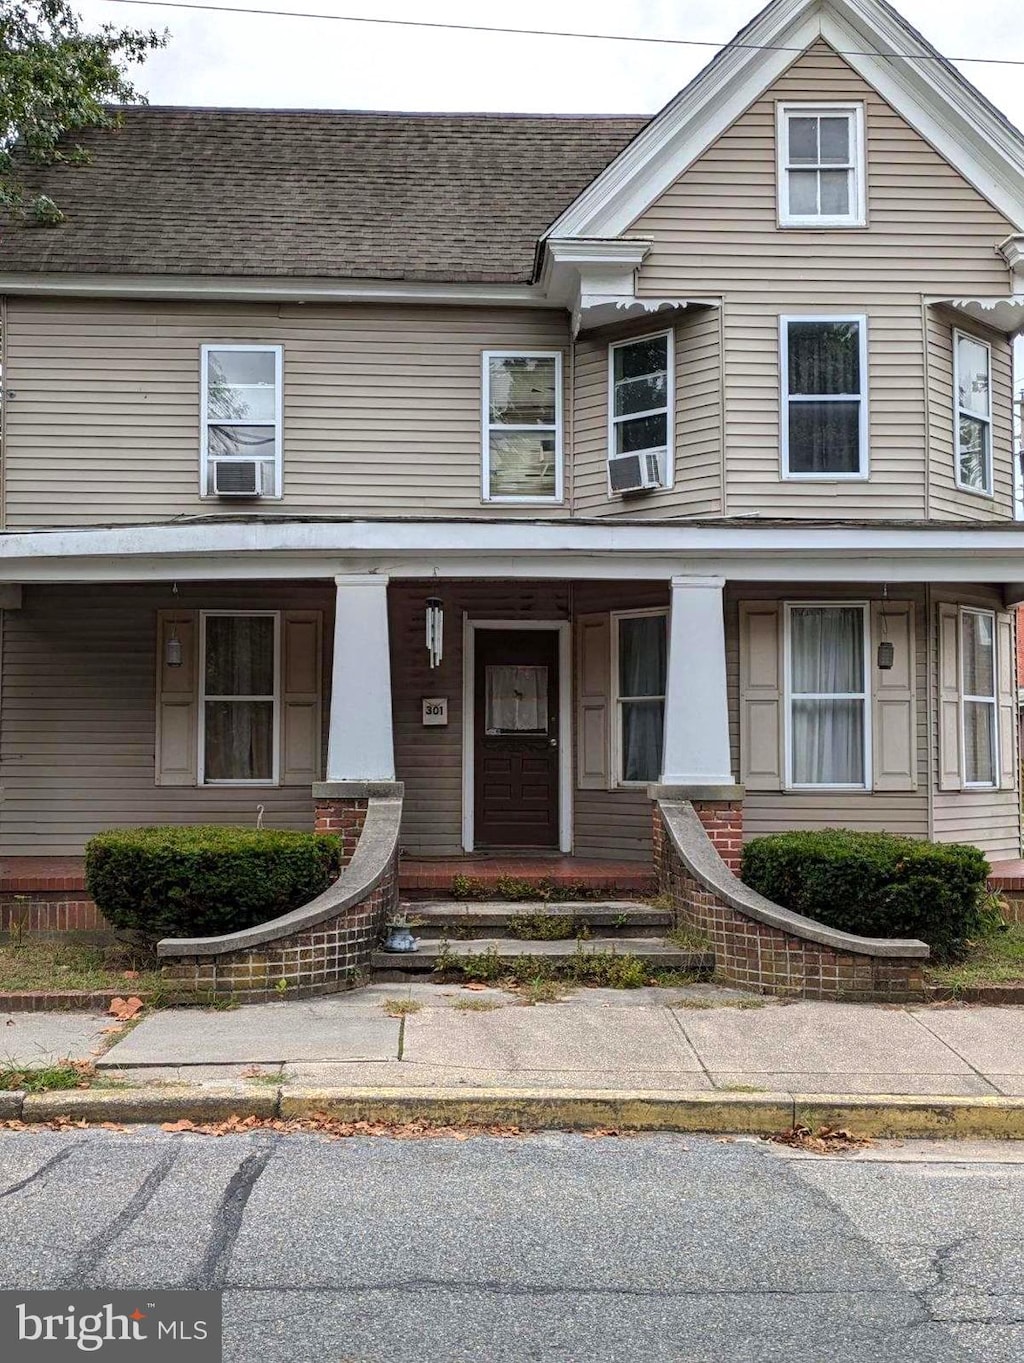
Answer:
[
  {"left": 85, "top": 825, "right": 342, "bottom": 940},
  {"left": 740, "top": 829, "right": 990, "bottom": 961}
]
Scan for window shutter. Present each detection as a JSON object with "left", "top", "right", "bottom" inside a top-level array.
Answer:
[
  {"left": 871, "top": 601, "right": 917, "bottom": 791},
  {"left": 997, "top": 610, "right": 1017, "bottom": 791},
  {"left": 155, "top": 611, "right": 198, "bottom": 787},
  {"left": 739, "top": 602, "right": 782, "bottom": 791},
  {"left": 281, "top": 610, "right": 323, "bottom": 786},
  {"left": 937, "top": 603, "right": 962, "bottom": 791},
  {"left": 576, "top": 613, "right": 611, "bottom": 790}
]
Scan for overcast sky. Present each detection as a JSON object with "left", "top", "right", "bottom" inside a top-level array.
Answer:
[{"left": 78, "top": 0, "right": 1024, "bottom": 127}]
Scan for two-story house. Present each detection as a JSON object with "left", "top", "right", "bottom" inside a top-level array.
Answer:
[{"left": 0, "top": 0, "right": 1023, "bottom": 886}]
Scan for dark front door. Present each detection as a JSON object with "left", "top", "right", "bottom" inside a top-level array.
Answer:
[{"left": 474, "top": 629, "right": 559, "bottom": 848}]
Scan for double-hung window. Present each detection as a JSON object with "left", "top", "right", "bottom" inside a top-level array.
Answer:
[
  {"left": 613, "top": 610, "right": 667, "bottom": 784},
  {"left": 785, "top": 604, "right": 869, "bottom": 788},
  {"left": 777, "top": 103, "right": 865, "bottom": 227},
  {"left": 608, "top": 332, "right": 673, "bottom": 492},
  {"left": 781, "top": 316, "right": 867, "bottom": 478},
  {"left": 201, "top": 344, "right": 283, "bottom": 498},
  {"left": 199, "top": 612, "right": 279, "bottom": 784},
  {"left": 960, "top": 609, "right": 998, "bottom": 787},
  {"left": 954, "top": 331, "right": 993, "bottom": 495},
  {"left": 482, "top": 351, "right": 563, "bottom": 502}
]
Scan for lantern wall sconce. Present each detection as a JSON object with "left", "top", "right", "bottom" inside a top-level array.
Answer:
[
  {"left": 165, "top": 633, "right": 183, "bottom": 668},
  {"left": 426, "top": 597, "right": 444, "bottom": 669},
  {"left": 876, "top": 639, "right": 894, "bottom": 670}
]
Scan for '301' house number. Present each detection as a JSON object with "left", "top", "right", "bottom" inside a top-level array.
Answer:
[{"left": 421, "top": 698, "right": 448, "bottom": 726}]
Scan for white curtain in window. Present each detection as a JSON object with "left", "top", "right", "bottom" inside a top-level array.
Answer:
[
  {"left": 204, "top": 616, "right": 275, "bottom": 781},
  {"left": 485, "top": 665, "right": 548, "bottom": 733},
  {"left": 791, "top": 607, "right": 865, "bottom": 785}
]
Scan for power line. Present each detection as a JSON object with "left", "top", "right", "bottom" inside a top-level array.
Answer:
[{"left": 97, "top": 0, "right": 1024, "bottom": 69}]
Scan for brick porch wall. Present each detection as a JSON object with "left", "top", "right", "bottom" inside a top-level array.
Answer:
[
  {"left": 690, "top": 801, "right": 743, "bottom": 875},
  {"left": 653, "top": 801, "right": 927, "bottom": 1001},
  {"left": 0, "top": 893, "right": 108, "bottom": 934},
  {"left": 314, "top": 797, "right": 367, "bottom": 864}
]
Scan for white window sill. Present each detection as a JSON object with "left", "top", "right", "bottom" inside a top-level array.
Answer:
[
  {"left": 953, "top": 481, "right": 995, "bottom": 500},
  {"left": 778, "top": 217, "right": 867, "bottom": 230},
  {"left": 782, "top": 472, "right": 869, "bottom": 483},
  {"left": 783, "top": 784, "right": 870, "bottom": 793}
]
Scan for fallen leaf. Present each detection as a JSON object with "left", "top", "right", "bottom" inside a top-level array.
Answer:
[
  {"left": 462, "top": 983, "right": 489, "bottom": 993},
  {"left": 161, "top": 1119, "right": 196, "bottom": 1133},
  {"left": 765, "top": 1124, "right": 870, "bottom": 1155},
  {"left": 107, "top": 996, "right": 144, "bottom": 1021},
  {"left": 122, "top": 970, "right": 140, "bottom": 979},
  {"left": 99, "top": 1122, "right": 128, "bottom": 1132},
  {"left": 100, "top": 1025, "right": 125, "bottom": 1035},
  {"left": 5, "top": 1019, "right": 15, "bottom": 1027}
]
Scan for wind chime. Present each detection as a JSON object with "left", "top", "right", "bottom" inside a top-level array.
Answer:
[{"left": 426, "top": 596, "right": 444, "bottom": 669}]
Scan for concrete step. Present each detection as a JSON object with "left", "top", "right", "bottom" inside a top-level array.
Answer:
[
  {"left": 400, "top": 900, "right": 671, "bottom": 939},
  {"left": 370, "top": 936, "right": 714, "bottom": 980}
]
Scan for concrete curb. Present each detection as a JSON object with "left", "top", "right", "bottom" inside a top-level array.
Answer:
[
  {"left": 18, "top": 1087, "right": 278, "bottom": 1124},
  {"left": 5, "top": 1085, "right": 1024, "bottom": 1139}
]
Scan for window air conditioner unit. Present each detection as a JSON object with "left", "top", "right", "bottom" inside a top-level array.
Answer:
[
  {"left": 608, "top": 450, "right": 666, "bottom": 496},
  {"left": 213, "top": 460, "right": 263, "bottom": 497}
]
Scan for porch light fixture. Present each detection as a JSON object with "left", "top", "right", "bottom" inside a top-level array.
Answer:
[
  {"left": 165, "top": 582, "right": 183, "bottom": 667},
  {"left": 876, "top": 586, "right": 894, "bottom": 670},
  {"left": 426, "top": 597, "right": 444, "bottom": 669}
]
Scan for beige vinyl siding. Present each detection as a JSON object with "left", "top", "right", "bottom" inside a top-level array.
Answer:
[
  {"left": 926, "top": 310, "right": 1014, "bottom": 520},
  {"left": 725, "top": 582, "right": 931, "bottom": 840},
  {"left": 0, "top": 582, "right": 333, "bottom": 854},
  {"left": 3, "top": 299, "right": 570, "bottom": 529},
  {"left": 572, "top": 308, "right": 723, "bottom": 517},
  {"left": 927, "top": 584, "right": 1021, "bottom": 860},
  {"left": 628, "top": 41, "right": 1015, "bottom": 522}
]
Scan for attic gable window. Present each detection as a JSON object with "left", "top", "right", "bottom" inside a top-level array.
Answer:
[
  {"left": 482, "top": 351, "right": 563, "bottom": 503},
  {"left": 777, "top": 103, "right": 865, "bottom": 228}
]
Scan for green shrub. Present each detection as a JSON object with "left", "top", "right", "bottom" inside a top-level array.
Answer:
[
  {"left": 740, "top": 829, "right": 989, "bottom": 961},
  {"left": 85, "top": 825, "right": 341, "bottom": 941}
]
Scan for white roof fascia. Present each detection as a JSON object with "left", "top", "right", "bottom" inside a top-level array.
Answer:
[
  {"left": 546, "top": 0, "right": 1024, "bottom": 242},
  {"left": 0, "top": 273, "right": 557, "bottom": 308}
]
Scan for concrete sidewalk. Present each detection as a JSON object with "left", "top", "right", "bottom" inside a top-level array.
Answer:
[{"left": 8, "top": 982, "right": 1022, "bottom": 1102}]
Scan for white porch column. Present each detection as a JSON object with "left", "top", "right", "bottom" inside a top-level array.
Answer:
[
  {"left": 660, "top": 575, "right": 735, "bottom": 787},
  {"left": 325, "top": 574, "right": 395, "bottom": 782}
]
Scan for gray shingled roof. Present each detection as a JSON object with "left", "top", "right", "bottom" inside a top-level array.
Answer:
[{"left": 0, "top": 108, "right": 648, "bottom": 282}]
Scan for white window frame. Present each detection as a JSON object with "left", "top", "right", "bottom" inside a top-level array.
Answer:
[
  {"left": 959, "top": 606, "right": 999, "bottom": 789},
  {"left": 610, "top": 607, "right": 668, "bottom": 788},
  {"left": 198, "top": 610, "right": 281, "bottom": 786},
  {"left": 481, "top": 350, "right": 564, "bottom": 504},
  {"left": 200, "top": 343, "right": 284, "bottom": 500},
  {"left": 780, "top": 314, "right": 869, "bottom": 481},
  {"left": 783, "top": 601, "right": 872, "bottom": 791},
  {"left": 776, "top": 102, "right": 866, "bottom": 228},
  {"left": 606, "top": 330, "right": 675, "bottom": 493},
  {"left": 953, "top": 330, "right": 994, "bottom": 497}
]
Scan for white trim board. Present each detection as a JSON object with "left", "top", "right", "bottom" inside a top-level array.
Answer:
[
  {"left": 461, "top": 618, "right": 573, "bottom": 855},
  {"left": 544, "top": 0, "right": 1024, "bottom": 241}
]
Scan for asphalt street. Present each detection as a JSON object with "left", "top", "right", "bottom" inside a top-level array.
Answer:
[{"left": 0, "top": 1128, "right": 1022, "bottom": 1362}]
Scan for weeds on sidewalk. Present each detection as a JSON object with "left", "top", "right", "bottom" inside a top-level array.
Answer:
[
  {"left": 452, "top": 997, "right": 503, "bottom": 1012},
  {"left": 437, "top": 943, "right": 652, "bottom": 990},
  {"left": 383, "top": 999, "right": 424, "bottom": 1018},
  {"left": 0, "top": 1059, "right": 94, "bottom": 1092}
]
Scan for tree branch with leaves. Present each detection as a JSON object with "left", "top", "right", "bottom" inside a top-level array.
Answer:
[{"left": 0, "top": 0, "right": 167, "bottom": 224}]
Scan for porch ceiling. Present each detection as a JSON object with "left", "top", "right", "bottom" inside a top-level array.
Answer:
[{"left": 1, "top": 518, "right": 1024, "bottom": 589}]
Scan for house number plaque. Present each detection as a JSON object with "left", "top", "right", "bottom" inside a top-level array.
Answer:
[{"left": 422, "top": 697, "right": 448, "bottom": 726}]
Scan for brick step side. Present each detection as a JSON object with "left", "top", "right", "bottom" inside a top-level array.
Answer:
[{"left": 401, "top": 900, "right": 670, "bottom": 939}]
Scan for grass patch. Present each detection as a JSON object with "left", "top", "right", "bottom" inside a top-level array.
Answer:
[
  {"left": 665, "top": 924, "right": 712, "bottom": 952},
  {"left": 382, "top": 998, "right": 424, "bottom": 1017},
  {"left": 0, "top": 1060, "right": 93, "bottom": 1092},
  {"left": 437, "top": 944, "right": 652, "bottom": 990},
  {"left": 925, "top": 921, "right": 1024, "bottom": 990},
  {"left": 450, "top": 874, "right": 614, "bottom": 903},
  {"left": 513, "top": 979, "right": 571, "bottom": 1006},
  {"left": 451, "top": 997, "right": 503, "bottom": 1013},
  {"left": 506, "top": 912, "right": 583, "bottom": 941},
  {"left": 0, "top": 939, "right": 166, "bottom": 995}
]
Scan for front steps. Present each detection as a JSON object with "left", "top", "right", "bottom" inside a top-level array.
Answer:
[{"left": 370, "top": 899, "right": 714, "bottom": 981}]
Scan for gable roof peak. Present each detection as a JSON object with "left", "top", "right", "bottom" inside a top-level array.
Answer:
[{"left": 546, "top": 0, "right": 1024, "bottom": 241}]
